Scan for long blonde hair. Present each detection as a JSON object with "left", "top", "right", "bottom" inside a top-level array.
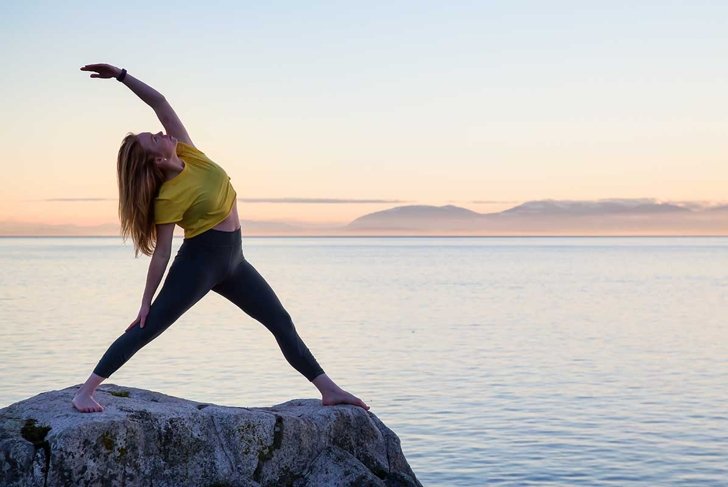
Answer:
[{"left": 116, "top": 133, "right": 166, "bottom": 258}]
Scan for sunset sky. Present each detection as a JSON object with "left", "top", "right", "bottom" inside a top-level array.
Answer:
[{"left": 1, "top": 1, "right": 727, "bottom": 232}]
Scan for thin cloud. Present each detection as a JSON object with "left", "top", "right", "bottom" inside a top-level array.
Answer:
[
  {"left": 239, "top": 198, "right": 408, "bottom": 204},
  {"left": 39, "top": 197, "right": 408, "bottom": 204},
  {"left": 42, "top": 198, "right": 114, "bottom": 202},
  {"left": 471, "top": 198, "right": 728, "bottom": 210},
  {"left": 37, "top": 197, "right": 728, "bottom": 209},
  {"left": 663, "top": 199, "right": 728, "bottom": 210},
  {"left": 468, "top": 200, "right": 523, "bottom": 204}
]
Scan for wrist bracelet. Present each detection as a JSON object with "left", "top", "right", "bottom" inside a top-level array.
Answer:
[{"left": 116, "top": 68, "right": 127, "bottom": 82}]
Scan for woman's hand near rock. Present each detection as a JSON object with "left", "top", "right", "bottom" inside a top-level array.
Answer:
[{"left": 126, "top": 303, "right": 151, "bottom": 331}]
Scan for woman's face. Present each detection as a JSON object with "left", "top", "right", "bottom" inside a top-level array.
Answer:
[{"left": 138, "top": 131, "right": 176, "bottom": 159}]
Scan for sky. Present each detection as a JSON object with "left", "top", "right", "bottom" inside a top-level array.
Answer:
[{"left": 1, "top": 1, "right": 727, "bottom": 232}]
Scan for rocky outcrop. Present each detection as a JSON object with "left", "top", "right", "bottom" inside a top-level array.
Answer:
[{"left": 0, "top": 384, "right": 422, "bottom": 487}]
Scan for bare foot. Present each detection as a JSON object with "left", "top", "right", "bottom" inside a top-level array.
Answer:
[
  {"left": 72, "top": 392, "right": 105, "bottom": 413},
  {"left": 322, "top": 388, "right": 370, "bottom": 410}
]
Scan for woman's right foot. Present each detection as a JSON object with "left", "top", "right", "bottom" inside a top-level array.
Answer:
[{"left": 72, "top": 392, "right": 104, "bottom": 413}]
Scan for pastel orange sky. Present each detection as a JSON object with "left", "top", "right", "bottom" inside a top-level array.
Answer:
[{"left": 1, "top": 2, "right": 727, "bottom": 234}]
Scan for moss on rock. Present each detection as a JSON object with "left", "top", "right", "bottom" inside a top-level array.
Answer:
[
  {"left": 100, "top": 431, "right": 115, "bottom": 451},
  {"left": 20, "top": 418, "right": 51, "bottom": 445}
]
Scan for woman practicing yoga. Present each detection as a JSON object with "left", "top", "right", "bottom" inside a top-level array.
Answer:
[{"left": 72, "top": 63, "right": 369, "bottom": 413}]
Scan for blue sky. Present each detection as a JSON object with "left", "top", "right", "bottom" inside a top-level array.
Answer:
[{"left": 1, "top": 1, "right": 727, "bottom": 228}]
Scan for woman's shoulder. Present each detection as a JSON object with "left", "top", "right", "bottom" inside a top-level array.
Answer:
[
  {"left": 176, "top": 141, "right": 205, "bottom": 155},
  {"left": 176, "top": 141, "right": 221, "bottom": 168}
]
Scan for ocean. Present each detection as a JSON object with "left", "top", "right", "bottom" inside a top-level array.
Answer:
[{"left": 1, "top": 235, "right": 726, "bottom": 486}]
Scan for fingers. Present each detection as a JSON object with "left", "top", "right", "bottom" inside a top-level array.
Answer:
[
  {"left": 140, "top": 312, "right": 148, "bottom": 328},
  {"left": 80, "top": 64, "right": 110, "bottom": 77},
  {"left": 125, "top": 312, "right": 149, "bottom": 332},
  {"left": 80, "top": 64, "right": 106, "bottom": 70}
]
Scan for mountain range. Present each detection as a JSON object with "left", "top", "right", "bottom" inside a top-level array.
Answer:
[
  {"left": 1, "top": 199, "right": 727, "bottom": 236},
  {"left": 342, "top": 199, "right": 728, "bottom": 235}
]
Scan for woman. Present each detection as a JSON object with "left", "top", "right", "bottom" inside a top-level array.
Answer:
[{"left": 72, "top": 63, "right": 369, "bottom": 413}]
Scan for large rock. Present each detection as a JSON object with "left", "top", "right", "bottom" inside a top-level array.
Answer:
[{"left": 0, "top": 384, "right": 422, "bottom": 487}]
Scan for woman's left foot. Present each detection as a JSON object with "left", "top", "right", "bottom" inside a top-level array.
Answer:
[{"left": 322, "top": 388, "right": 370, "bottom": 410}]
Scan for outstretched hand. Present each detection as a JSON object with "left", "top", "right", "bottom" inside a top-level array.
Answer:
[
  {"left": 80, "top": 63, "right": 122, "bottom": 79},
  {"left": 126, "top": 303, "right": 151, "bottom": 332}
]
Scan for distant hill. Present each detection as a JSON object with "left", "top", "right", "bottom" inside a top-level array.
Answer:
[
  {"left": 237, "top": 220, "right": 303, "bottom": 232},
  {"left": 347, "top": 204, "right": 484, "bottom": 232},
  {"left": 706, "top": 204, "right": 728, "bottom": 212},
  {"left": 0, "top": 220, "right": 313, "bottom": 237},
  {"left": 1, "top": 199, "right": 727, "bottom": 236},
  {"left": 342, "top": 199, "right": 728, "bottom": 235},
  {"left": 499, "top": 199, "right": 690, "bottom": 216},
  {"left": 0, "top": 221, "right": 121, "bottom": 236}
]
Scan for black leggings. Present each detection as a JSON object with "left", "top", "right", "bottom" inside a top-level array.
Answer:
[{"left": 93, "top": 227, "right": 325, "bottom": 382}]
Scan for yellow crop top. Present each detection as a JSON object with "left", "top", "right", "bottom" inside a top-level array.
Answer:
[{"left": 154, "top": 141, "right": 237, "bottom": 239}]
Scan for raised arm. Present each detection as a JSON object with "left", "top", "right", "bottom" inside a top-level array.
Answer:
[{"left": 80, "top": 63, "right": 195, "bottom": 147}]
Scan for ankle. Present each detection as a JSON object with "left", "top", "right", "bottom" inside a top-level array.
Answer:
[
  {"left": 76, "top": 385, "right": 95, "bottom": 396},
  {"left": 312, "top": 374, "right": 340, "bottom": 394},
  {"left": 76, "top": 372, "right": 106, "bottom": 396}
]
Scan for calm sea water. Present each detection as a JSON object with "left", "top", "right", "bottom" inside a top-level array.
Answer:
[{"left": 1, "top": 235, "right": 726, "bottom": 486}]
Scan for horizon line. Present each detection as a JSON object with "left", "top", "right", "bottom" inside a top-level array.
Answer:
[{"left": 2, "top": 234, "right": 727, "bottom": 238}]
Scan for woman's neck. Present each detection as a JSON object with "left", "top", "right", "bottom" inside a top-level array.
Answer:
[{"left": 162, "top": 154, "right": 185, "bottom": 181}]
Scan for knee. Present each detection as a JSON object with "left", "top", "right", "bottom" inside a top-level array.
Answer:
[
  {"left": 270, "top": 310, "right": 296, "bottom": 333},
  {"left": 279, "top": 310, "right": 294, "bottom": 326}
]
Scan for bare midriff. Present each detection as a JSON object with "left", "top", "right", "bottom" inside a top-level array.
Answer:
[{"left": 211, "top": 198, "right": 241, "bottom": 231}]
